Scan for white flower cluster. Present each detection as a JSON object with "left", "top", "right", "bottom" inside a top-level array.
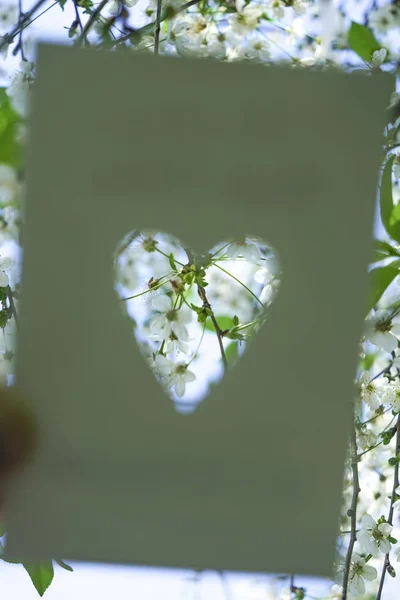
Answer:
[
  {"left": 6, "top": 60, "right": 35, "bottom": 117},
  {"left": 356, "top": 370, "right": 400, "bottom": 413},
  {"left": 369, "top": 3, "right": 400, "bottom": 34}
]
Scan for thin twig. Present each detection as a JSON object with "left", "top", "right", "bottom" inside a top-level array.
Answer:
[
  {"left": 6, "top": 285, "right": 18, "bottom": 330},
  {"left": 76, "top": 0, "right": 109, "bottom": 46},
  {"left": 342, "top": 418, "right": 360, "bottom": 600},
  {"left": 376, "top": 413, "right": 400, "bottom": 600},
  {"left": 185, "top": 247, "right": 228, "bottom": 373},
  {"left": 73, "top": 0, "right": 84, "bottom": 32},
  {"left": 0, "top": 0, "right": 48, "bottom": 53},
  {"left": 154, "top": 0, "right": 162, "bottom": 55},
  {"left": 109, "top": 0, "right": 202, "bottom": 47},
  {"left": 15, "top": 0, "right": 26, "bottom": 60}
]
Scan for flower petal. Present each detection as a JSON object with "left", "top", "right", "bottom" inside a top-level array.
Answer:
[
  {"left": 361, "top": 513, "right": 376, "bottom": 529},
  {"left": 152, "top": 294, "right": 172, "bottom": 313},
  {"left": 0, "top": 270, "right": 9, "bottom": 287},
  {"left": 174, "top": 377, "right": 185, "bottom": 397},
  {"left": 378, "top": 522, "right": 393, "bottom": 536},
  {"left": 362, "top": 565, "right": 378, "bottom": 581}
]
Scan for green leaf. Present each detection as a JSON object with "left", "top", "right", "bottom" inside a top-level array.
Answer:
[
  {"left": 205, "top": 315, "right": 233, "bottom": 332},
  {"left": 54, "top": 558, "right": 73, "bottom": 572},
  {"left": 23, "top": 562, "right": 54, "bottom": 596},
  {"left": 367, "top": 262, "right": 400, "bottom": 314},
  {"left": 348, "top": 22, "right": 381, "bottom": 63},
  {"left": 373, "top": 240, "right": 400, "bottom": 262},
  {"left": 59, "top": 0, "right": 68, "bottom": 9},
  {"left": 379, "top": 155, "right": 400, "bottom": 243},
  {"left": 0, "top": 308, "right": 10, "bottom": 328},
  {"left": 168, "top": 252, "right": 177, "bottom": 272},
  {"left": 225, "top": 342, "right": 239, "bottom": 366},
  {"left": 0, "top": 88, "right": 22, "bottom": 169},
  {"left": 388, "top": 454, "right": 400, "bottom": 466},
  {"left": 360, "top": 353, "right": 376, "bottom": 371}
]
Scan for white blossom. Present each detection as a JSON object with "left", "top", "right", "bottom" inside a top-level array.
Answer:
[
  {"left": 0, "top": 3, "right": 17, "bottom": 30},
  {"left": 6, "top": 61, "right": 35, "bottom": 117},
  {"left": 267, "top": 0, "right": 285, "bottom": 20},
  {"left": 348, "top": 552, "right": 377, "bottom": 595},
  {"left": 371, "top": 48, "right": 387, "bottom": 67},
  {"left": 364, "top": 309, "right": 400, "bottom": 353},
  {"left": 169, "top": 362, "right": 196, "bottom": 397},
  {"left": 394, "top": 546, "right": 400, "bottom": 562},
  {"left": 328, "top": 584, "right": 343, "bottom": 599},
  {"left": 226, "top": 238, "right": 261, "bottom": 261},
  {"left": 393, "top": 485, "right": 400, "bottom": 511},
  {"left": 357, "top": 513, "right": 393, "bottom": 557},
  {"left": 292, "top": 0, "right": 307, "bottom": 15},
  {"left": 1, "top": 205, "right": 20, "bottom": 241},
  {"left": 204, "top": 32, "right": 227, "bottom": 60},
  {"left": 356, "top": 371, "right": 386, "bottom": 411},
  {"left": 230, "top": 0, "right": 264, "bottom": 37},
  {"left": 369, "top": 4, "right": 400, "bottom": 33},
  {"left": 259, "top": 277, "right": 280, "bottom": 306},
  {"left": 381, "top": 382, "right": 400, "bottom": 412},
  {"left": 243, "top": 37, "right": 270, "bottom": 61},
  {"left": 116, "top": 256, "right": 138, "bottom": 290},
  {"left": 0, "top": 254, "right": 13, "bottom": 287},
  {"left": 0, "top": 164, "right": 18, "bottom": 206},
  {"left": 149, "top": 294, "right": 192, "bottom": 342}
]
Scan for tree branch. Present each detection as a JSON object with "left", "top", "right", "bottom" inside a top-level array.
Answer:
[
  {"left": 154, "top": 0, "right": 162, "bottom": 55},
  {"left": 108, "top": 0, "right": 202, "bottom": 48},
  {"left": 184, "top": 247, "right": 228, "bottom": 373},
  {"left": 76, "top": 0, "right": 109, "bottom": 46},
  {"left": 6, "top": 286, "right": 18, "bottom": 330},
  {"left": 376, "top": 413, "right": 400, "bottom": 600},
  {"left": 342, "top": 418, "right": 360, "bottom": 600}
]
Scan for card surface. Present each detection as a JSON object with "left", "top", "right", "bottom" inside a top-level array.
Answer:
[{"left": 4, "top": 43, "right": 392, "bottom": 578}]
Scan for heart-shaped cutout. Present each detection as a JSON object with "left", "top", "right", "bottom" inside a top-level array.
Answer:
[{"left": 114, "top": 230, "right": 281, "bottom": 414}]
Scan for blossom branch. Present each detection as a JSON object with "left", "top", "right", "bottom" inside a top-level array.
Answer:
[
  {"left": 12, "top": 0, "right": 26, "bottom": 60},
  {"left": 154, "top": 0, "right": 162, "bottom": 55},
  {"left": 76, "top": 0, "right": 109, "bottom": 46},
  {"left": 376, "top": 413, "right": 400, "bottom": 600},
  {"left": 185, "top": 247, "right": 228, "bottom": 373},
  {"left": 109, "top": 0, "right": 202, "bottom": 47},
  {"left": 342, "top": 418, "right": 361, "bottom": 600},
  {"left": 0, "top": 0, "right": 48, "bottom": 53},
  {"left": 6, "top": 286, "right": 18, "bottom": 330}
]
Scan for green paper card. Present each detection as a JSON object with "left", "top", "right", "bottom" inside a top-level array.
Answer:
[{"left": 4, "top": 42, "right": 393, "bottom": 578}]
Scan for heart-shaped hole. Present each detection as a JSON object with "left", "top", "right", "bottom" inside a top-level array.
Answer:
[{"left": 114, "top": 231, "right": 281, "bottom": 414}]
